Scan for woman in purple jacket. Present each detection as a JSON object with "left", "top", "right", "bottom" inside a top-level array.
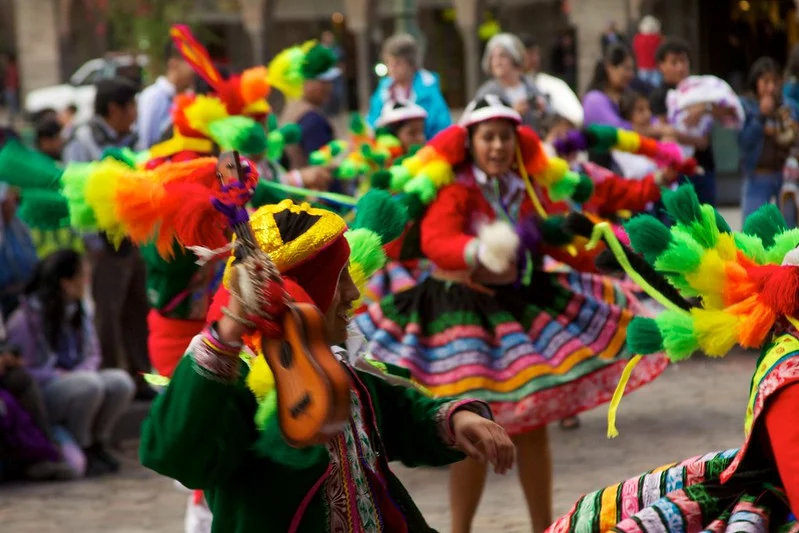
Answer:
[{"left": 7, "top": 250, "right": 134, "bottom": 476}]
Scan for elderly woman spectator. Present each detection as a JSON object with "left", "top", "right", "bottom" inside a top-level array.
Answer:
[
  {"left": 7, "top": 250, "right": 135, "bottom": 477},
  {"left": 475, "top": 33, "right": 550, "bottom": 132},
  {"left": 367, "top": 33, "right": 451, "bottom": 139}
]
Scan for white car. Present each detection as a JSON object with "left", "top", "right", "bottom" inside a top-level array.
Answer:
[{"left": 25, "top": 54, "right": 148, "bottom": 124}]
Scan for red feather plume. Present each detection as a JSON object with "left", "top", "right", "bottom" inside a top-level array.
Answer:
[
  {"left": 427, "top": 125, "right": 467, "bottom": 165},
  {"left": 516, "top": 125, "right": 548, "bottom": 175}
]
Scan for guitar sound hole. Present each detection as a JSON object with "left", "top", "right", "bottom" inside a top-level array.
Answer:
[
  {"left": 279, "top": 343, "right": 293, "bottom": 368},
  {"left": 290, "top": 393, "right": 311, "bottom": 419}
]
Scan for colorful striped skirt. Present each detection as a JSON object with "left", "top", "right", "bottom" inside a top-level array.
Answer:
[
  {"left": 547, "top": 449, "right": 794, "bottom": 533},
  {"left": 364, "top": 260, "right": 431, "bottom": 306},
  {"left": 356, "top": 271, "right": 668, "bottom": 435}
]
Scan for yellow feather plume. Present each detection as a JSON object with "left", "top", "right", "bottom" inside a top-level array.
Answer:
[
  {"left": 184, "top": 95, "right": 229, "bottom": 136},
  {"left": 615, "top": 130, "right": 641, "bottom": 153},
  {"left": 692, "top": 308, "right": 740, "bottom": 356},
  {"left": 83, "top": 159, "right": 131, "bottom": 247},
  {"left": 349, "top": 261, "right": 368, "bottom": 310},
  {"left": 245, "top": 353, "right": 275, "bottom": 400},
  {"left": 421, "top": 159, "right": 455, "bottom": 188},
  {"left": 536, "top": 157, "right": 569, "bottom": 187},
  {"left": 684, "top": 250, "right": 727, "bottom": 309},
  {"left": 266, "top": 40, "right": 315, "bottom": 100}
]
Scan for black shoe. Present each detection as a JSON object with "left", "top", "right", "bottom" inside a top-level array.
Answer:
[
  {"left": 94, "top": 445, "right": 121, "bottom": 473},
  {"left": 83, "top": 444, "right": 119, "bottom": 476},
  {"left": 83, "top": 450, "right": 113, "bottom": 477}
]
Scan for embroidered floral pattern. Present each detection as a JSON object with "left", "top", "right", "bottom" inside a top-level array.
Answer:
[{"left": 323, "top": 389, "right": 383, "bottom": 532}]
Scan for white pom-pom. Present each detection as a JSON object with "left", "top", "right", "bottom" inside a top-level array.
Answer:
[
  {"left": 476, "top": 220, "right": 520, "bottom": 274},
  {"left": 782, "top": 246, "right": 799, "bottom": 266}
]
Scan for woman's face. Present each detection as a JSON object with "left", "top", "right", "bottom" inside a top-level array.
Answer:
[
  {"left": 471, "top": 120, "right": 516, "bottom": 176},
  {"left": 757, "top": 72, "right": 781, "bottom": 99},
  {"left": 490, "top": 48, "right": 519, "bottom": 81},
  {"left": 606, "top": 56, "right": 635, "bottom": 91},
  {"left": 386, "top": 55, "right": 414, "bottom": 85},
  {"left": 60, "top": 262, "right": 86, "bottom": 302},
  {"left": 395, "top": 118, "right": 426, "bottom": 152}
]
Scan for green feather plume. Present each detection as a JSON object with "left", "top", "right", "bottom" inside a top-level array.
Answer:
[
  {"left": 353, "top": 189, "right": 409, "bottom": 243},
  {"left": 208, "top": 116, "right": 267, "bottom": 156},
  {"left": 684, "top": 204, "right": 720, "bottom": 249},
  {"left": 61, "top": 163, "right": 96, "bottom": 230},
  {"left": 389, "top": 166, "right": 413, "bottom": 192},
  {"left": 547, "top": 170, "right": 579, "bottom": 201},
  {"left": 572, "top": 173, "right": 594, "bottom": 203},
  {"left": 655, "top": 310, "right": 698, "bottom": 361},
  {"left": 17, "top": 189, "right": 70, "bottom": 230},
  {"left": 714, "top": 208, "right": 732, "bottom": 233},
  {"left": 733, "top": 232, "right": 767, "bottom": 264},
  {"left": 653, "top": 228, "right": 703, "bottom": 276},
  {"left": 280, "top": 124, "right": 301, "bottom": 144},
  {"left": 370, "top": 170, "right": 391, "bottom": 190},
  {"left": 767, "top": 228, "right": 799, "bottom": 264},
  {"left": 742, "top": 204, "right": 787, "bottom": 248},
  {"left": 624, "top": 214, "right": 671, "bottom": 264},
  {"left": 346, "top": 228, "right": 386, "bottom": 277},
  {"left": 585, "top": 124, "right": 618, "bottom": 152},
  {"left": 627, "top": 317, "right": 664, "bottom": 354},
  {"left": 0, "top": 139, "right": 64, "bottom": 190},
  {"left": 662, "top": 184, "right": 702, "bottom": 226},
  {"left": 404, "top": 194, "right": 426, "bottom": 220},
  {"left": 404, "top": 176, "right": 437, "bottom": 204},
  {"left": 540, "top": 216, "right": 573, "bottom": 246}
]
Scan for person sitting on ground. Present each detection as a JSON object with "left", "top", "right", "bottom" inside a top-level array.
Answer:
[
  {"left": 0, "top": 311, "right": 78, "bottom": 481},
  {"left": 7, "top": 250, "right": 135, "bottom": 477}
]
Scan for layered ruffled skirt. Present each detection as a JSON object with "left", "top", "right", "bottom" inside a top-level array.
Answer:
[
  {"left": 547, "top": 449, "right": 794, "bottom": 533},
  {"left": 356, "top": 271, "right": 668, "bottom": 435}
]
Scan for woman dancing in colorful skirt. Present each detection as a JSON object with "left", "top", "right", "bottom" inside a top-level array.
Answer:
[{"left": 356, "top": 95, "right": 669, "bottom": 533}]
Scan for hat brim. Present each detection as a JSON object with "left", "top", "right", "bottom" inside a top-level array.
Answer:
[
  {"left": 313, "top": 66, "right": 342, "bottom": 81},
  {"left": 459, "top": 106, "right": 522, "bottom": 128},
  {"left": 375, "top": 108, "right": 428, "bottom": 128}
]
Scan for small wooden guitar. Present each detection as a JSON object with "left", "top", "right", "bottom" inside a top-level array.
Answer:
[{"left": 215, "top": 152, "right": 352, "bottom": 447}]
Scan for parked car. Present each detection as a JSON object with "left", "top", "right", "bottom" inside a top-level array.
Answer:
[{"left": 24, "top": 54, "right": 148, "bottom": 124}]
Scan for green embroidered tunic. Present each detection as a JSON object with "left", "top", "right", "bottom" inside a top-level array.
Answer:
[{"left": 139, "top": 350, "right": 469, "bottom": 532}]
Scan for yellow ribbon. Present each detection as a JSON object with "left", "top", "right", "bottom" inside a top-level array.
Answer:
[
  {"left": 516, "top": 147, "right": 577, "bottom": 257},
  {"left": 606, "top": 354, "right": 642, "bottom": 438},
  {"left": 585, "top": 222, "right": 687, "bottom": 314}
]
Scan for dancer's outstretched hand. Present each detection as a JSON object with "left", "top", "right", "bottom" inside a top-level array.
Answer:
[{"left": 451, "top": 411, "right": 515, "bottom": 474}]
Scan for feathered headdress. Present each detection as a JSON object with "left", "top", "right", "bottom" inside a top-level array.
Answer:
[{"left": 156, "top": 25, "right": 305, "bottom": 160}]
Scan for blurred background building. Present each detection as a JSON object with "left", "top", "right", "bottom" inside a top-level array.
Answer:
[{"left": 3, "top": 0, "right": 799, "bottom": 112}]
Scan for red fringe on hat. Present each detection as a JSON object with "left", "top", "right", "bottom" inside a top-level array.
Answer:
[
  {"left": 427, "top": 125, "right": 468, "bottom": 166},
  {"left": 516, "top": 125, "right": 548, "bottom": 175}
]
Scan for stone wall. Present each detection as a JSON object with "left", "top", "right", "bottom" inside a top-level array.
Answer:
[{"left": 12, "top": 0, "right": 62, "bottom": 94}]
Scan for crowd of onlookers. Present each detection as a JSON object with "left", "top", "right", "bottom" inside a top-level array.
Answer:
[{"left": 2, "top": 17, "right": 799, "bottom": 484}]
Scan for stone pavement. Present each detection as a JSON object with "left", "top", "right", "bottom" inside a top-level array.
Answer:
[{"left": 0, "top": 351, "right": 756, "bottom": 533}]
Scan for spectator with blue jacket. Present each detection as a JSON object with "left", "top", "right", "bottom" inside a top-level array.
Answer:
[
  {"left": 740, "top": 57, "right": 799, "bottom": 222},
  {"left": 367, "top": 34, "right": 451, "bottom": 139}
]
